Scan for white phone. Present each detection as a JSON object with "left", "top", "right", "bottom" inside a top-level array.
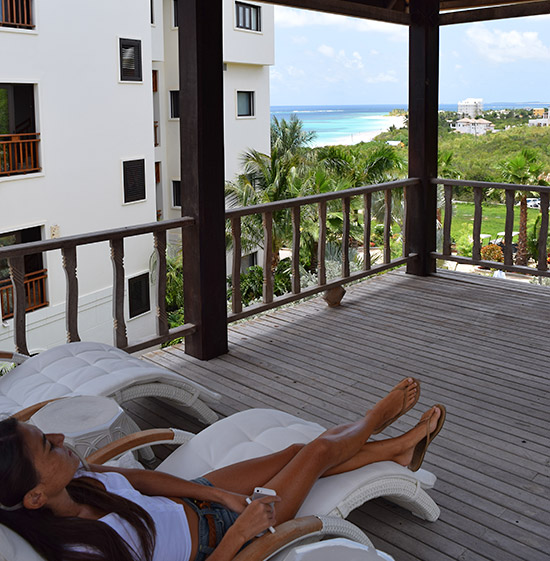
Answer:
[{"left": 247, "top": 487, "right": 277, "bottom": 533}]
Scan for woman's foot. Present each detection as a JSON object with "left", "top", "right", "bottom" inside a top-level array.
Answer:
[
  {"left": 393, "top": 405, "right": 445, "bottom": 471},
  {"left": 371, "top": 377, "right": 420, "bottom": 434}
]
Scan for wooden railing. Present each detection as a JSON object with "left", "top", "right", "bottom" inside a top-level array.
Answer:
[
  {"left": 0, "top": 133, "right": 41, "bottom": 177},
  {"left": 0, "top": 218, "right": 195, "bottom": 355},
  {"left": 0, "top": 0, "right": 34, "bottom": 29},
  {"left": 0, "top": 268, "right": 48, "bottom": 320},
  {"left": 154, "top": 121, "right": 159, "bottom": 146},
  {"left": 226, "top": 178, "right": 420, "bottom": 321},
  {"left": 432, "top": 178, "right": 550, "bottom": 277}
]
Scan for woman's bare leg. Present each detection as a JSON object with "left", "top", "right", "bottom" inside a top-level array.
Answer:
[{"left": 205, "top": 379, "right": 420, "bottom": 519}]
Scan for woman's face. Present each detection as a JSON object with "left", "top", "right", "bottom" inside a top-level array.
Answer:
[{"left": 18, "top": 422, "right": 80, "bottom": 504}]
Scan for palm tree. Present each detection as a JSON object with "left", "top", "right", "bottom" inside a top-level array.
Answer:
[{"left": 498, "top": 149, "right": 549, "bottom": 266}]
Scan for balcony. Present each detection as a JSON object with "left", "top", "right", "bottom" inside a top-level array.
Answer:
[
  {"left": 0, "top": 132, "right": 41, "bottom": 177},
  {"left": 0, "top": 0, "right": 34, "bottom": 29},
  {"left": 133, "top": 268, "right": 549, "bottom": 561},
  {"left": 0, "top": 268, "right": 48, "bottom": 320}
]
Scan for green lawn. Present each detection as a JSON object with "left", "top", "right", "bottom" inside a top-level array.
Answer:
[{"left": 447, "top": 202, "right": 540, "bottom": 243}]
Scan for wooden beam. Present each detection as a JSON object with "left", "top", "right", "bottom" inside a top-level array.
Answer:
[
  {"left": 440, "top": 1, "right": 550, "bottom": 25},
  {"left": 179, "top": 0, "right": 228, "bottom": 360},
  {"left": 406, "top": 0, "right": 439, "bottom": 276},
  {"left": 258, "top": 0, "right": 410, "bottom": 25}
]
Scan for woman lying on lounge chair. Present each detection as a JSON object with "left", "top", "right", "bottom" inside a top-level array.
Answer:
[{"left": 0, "top": 378, "right": 445, "bottom": 561}]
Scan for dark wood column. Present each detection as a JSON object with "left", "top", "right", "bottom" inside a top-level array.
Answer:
[
  {"left": 179, "top": 0, "right": 228, "bottom": 359},
  {"left": 406, "top": 0, "right": 439, "bottom": 276}
]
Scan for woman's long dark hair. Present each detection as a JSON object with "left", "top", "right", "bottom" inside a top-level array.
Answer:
[{"left": 0, "top": 417, "right": 156, "bottom": 561}]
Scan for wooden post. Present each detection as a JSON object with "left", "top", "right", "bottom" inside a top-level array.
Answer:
[
  {"left": 406, "top": 0, "right": 439, "bottom": 276},
  {"left": 179, "top": 0, "right": 228, "bottom": 359}
]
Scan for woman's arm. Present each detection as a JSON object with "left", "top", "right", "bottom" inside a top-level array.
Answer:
[
  {"left": 207, "top": 496, "right": 280, "bottom": 561},
  {"left": 87, "top": 463, "right": 247, "bottom": 512}
]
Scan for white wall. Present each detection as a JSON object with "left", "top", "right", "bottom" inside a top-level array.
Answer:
[
  {"left": 0, "top": 0, "right": 157, "bottom": 352},
  {"left": 224, "top": 63, "right": 271, "bottom": 180},
  {"left": 223, "top": 2, "right": 275, "bottom": 66}
]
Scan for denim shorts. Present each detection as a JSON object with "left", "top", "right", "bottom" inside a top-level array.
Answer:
[{"left": 183, "top": 477, "right": 241, "bottom": 561}]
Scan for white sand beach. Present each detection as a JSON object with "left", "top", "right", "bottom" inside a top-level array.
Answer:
[{"left": 312, "top": 115, "right": 406, "bottom": 147}]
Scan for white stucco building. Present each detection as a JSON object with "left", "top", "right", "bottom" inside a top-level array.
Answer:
[
  {"left": 457, "top": 98, "right": 483, "bottom": 118},
  {"left": 452, "top": 117, "right": 494, "bottom": 135},
  {"left": 0, "top": 0, "right": 273, "bottom": 353},
  {"left": 529, "top": 110, "right": 549, "bottom": 127}
]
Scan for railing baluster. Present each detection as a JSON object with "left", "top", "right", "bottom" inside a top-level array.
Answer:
[
  {"left": 384, "top": 190, "right": 392, "bottom": 264},
  {"left": 472, "top": 187, "right": 483, "bottom": 261},
  {"left": 110, "top": 238, "right": 128, "bottom": 349},
  {"left": 363, "top": 193, "right": 371, "bottom": 270},
  {"left": 402, "top": 185, "right": 409, "bottom": 258},
  {"left": 62, "top": 246, "right": 80, "bottom": 343},
  {"left": 504, "top": 190, "right": 515, "bottom": 265},
  {"left": 538, "top": 192, "right": 549, "bottom": 271},
  {"left": 9, "top": 256, "right": 29, "bottom": 355},
  {"left": 318, "top": 201, "right": 327, "bottom": 285},
  {"left": 443, "top": 184, "right": 453, "bottom": 255},
  {"left": 291, "top": 206, "right": 301, "bottom": 294},
  {"left": 342, "top": 197, "right": 350, "bottom": 277},
  {"left": 262, "top": 212, "right": 274, "bottom": 303},
  {"left": 154, "top": 231, "right": 169, "bottom": 337},
  {"left": 231, "top": 217, "right": 242, "bottom": 314}
]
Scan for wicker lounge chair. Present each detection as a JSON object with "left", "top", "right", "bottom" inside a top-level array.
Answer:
[
  {"left": 90, "top": 408, "right": 441, "bottom": 522},
  {"left": 0, "top": 341, "right": 220, "bottom": 424}
]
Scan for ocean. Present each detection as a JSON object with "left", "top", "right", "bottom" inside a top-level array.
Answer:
[{"left": 271, "top": 102, "right": 548, "bottom": 148}]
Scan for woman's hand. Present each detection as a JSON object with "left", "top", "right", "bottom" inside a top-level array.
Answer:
[
  {"left": 205, "top": 495, "right": 282, "bottom": 561},
  {"left": 215, "top": 489, "right": 249, "bottom": 514},
  {"left": 231, "top": 495, "right": 281, "bottom": 542}
]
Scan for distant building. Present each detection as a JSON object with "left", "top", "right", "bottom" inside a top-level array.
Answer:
[
  {"left": 533, "top": 108, "right": 546, "bottom": 118},
  {"left": 452, "top": 118, "right": 495, "bottom": 135},
  {"left": 458, "top": 98, "right": 483, "bottom": 118},
  {"left": 529, "top": 110, "right": 549, "bottom": 127}
]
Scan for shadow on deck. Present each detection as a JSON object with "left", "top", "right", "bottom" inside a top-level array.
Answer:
[{"left": 126, "top": 269, "right": 549, "bottom": 561}]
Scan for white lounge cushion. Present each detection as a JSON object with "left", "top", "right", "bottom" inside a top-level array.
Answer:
[
  {"left": 157, "top": 409, "right": 437, "bottom": 519},
  {"left": 0, "top": 341, "right": 217, "bottom": 417},
  {"left": 0, "top": 524, "right": 43, "bottom": 561}
]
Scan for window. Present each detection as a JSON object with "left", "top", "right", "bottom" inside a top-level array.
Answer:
[
  {"left": 173, "top": 0, "right": 179, "bottom": 27},
  {"left": 235, "top": 2, "right": 261, "bottom": 31},
  {"left": 150, "top": 0, "right": 154, "bottom": 24},
  {"left": 119, "top": 38, "right": 143, "bottom": 82},
  {"left": 123, "top": 159, "right": 146, "bottom": 203},
  {"left": 0, "top": 0, "right": 34, "bottom": 29},
  {"left": 128, "top": 273, "right": 150, "bottom": 318},
  {"left": 172, "top": 180, "right": 181, "bottom": 207},
  {"left": 237, "top": 91, "right": 254, "bottom": 117},
  {"left": 0, "top": 226, "right": 47, "bottom": 320},
  {"left": 170, "top": 91, "right": 179, "bottom": 118}
]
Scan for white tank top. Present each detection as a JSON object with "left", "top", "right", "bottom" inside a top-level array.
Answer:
[{"left": 75, "top": 468, "right": 192, "bottom": 561}]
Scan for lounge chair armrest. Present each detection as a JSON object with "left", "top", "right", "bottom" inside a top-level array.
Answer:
[
  {"left": 0, "top": 350, "right": 29, "bottom": 364},
  {"left": 232, "top": 516, "right": 323, "bottom": 561},
  {"left": 13, "top": 398, "right": 69, "bottom": 422},
  {"left": 87, "top": 428, "right": 194, "bottom": 464}
]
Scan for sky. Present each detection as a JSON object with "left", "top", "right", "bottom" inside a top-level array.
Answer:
[{"left": 270, "top": 7, "right": 550, "bottom": 107}]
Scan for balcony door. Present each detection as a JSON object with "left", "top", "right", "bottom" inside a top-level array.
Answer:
[{"left": 0, "top": 84, "right": 35, "bottom": 134}]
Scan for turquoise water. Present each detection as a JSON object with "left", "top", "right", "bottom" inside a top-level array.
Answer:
[
  {"left": 271, "top": 102, "right": 547, "bottom": 147},
  {"left": 271, "top": 105, "right": 405, "bottom": 147}
]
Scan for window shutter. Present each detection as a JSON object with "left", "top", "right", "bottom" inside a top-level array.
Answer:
[
  {"left": 123, "top": 159, "right": 146, "bottom": 203},
  {"left": 120, "top": 38, "right": 143, "bottom": 82}
]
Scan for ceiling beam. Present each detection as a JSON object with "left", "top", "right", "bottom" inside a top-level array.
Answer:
[
  {"left": 440, "top": 0, "right": 550, "bottom": 25},
  {"left": 258, "top": 0, "right": 410, "bottom": 25},
  {"left": 440, "top": 0, "right": 540, "bottom": 10}
]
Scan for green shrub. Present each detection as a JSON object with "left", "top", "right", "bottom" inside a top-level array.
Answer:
[{"left": 480, "top": 243, "right": 504, "bottom": 263}]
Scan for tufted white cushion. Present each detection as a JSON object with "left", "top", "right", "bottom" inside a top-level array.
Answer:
[
  {"left": 0, "top": 341, "right": 212, "bottom": 417},
  {"left": 156, "top": 409, "right": 436, "bottom": 518},
  {"left": 0, "top": 524, "right": 44, "bottom": 561}
]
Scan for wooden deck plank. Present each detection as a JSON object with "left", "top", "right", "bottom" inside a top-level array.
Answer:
[{"left": 140, "top": 269, "right": 550, "bottom": 561}]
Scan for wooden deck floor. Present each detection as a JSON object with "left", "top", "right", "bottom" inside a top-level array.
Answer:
[{"left": 127, "top": 269, "right": 550, "bottom": 561}]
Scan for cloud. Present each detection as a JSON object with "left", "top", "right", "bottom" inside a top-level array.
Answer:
[
  {"left": 365, "top": 71, "right": 398, "bottom": 84},
  {"left": 466, "top": 24, "right": 550, "bottom": 63},
  {"left": 275, "top": 6, "right": 407, "bottom": 41},
  {"left": 292, "top": 35, "right": 308, "bottom": 45},
  {"left": 317, "top": 45, "right": 364, "bottom": 70},
  {"left": 287, "top": 66, "right": 305, "bottom": 78},
  {"left": 270, "top": 68, "right": 283, "bottom": 81}
]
